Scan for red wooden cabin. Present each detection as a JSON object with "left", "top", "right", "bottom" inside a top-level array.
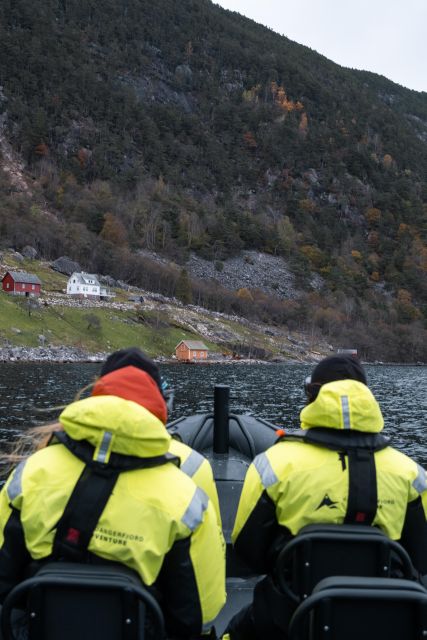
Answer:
[{"left": 2, "top": 271, "right": 42, "bottom": 296}]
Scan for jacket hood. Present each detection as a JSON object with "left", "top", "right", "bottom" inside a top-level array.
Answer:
[
  {"left": 59, "top": 395, "right": 171, "bottom": 461},
  {"left": 300, "top": 379, "right": 384, "bottom": 433},
  {"left": 92, "top": 366, "right": 167, "bottom": 424}
]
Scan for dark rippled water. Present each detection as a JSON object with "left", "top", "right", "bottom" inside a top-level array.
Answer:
[{"left": 0, "top": 362, "right": 426, "bottom": 465}]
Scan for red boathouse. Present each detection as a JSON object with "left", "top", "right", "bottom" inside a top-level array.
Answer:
[{"left": 2, "top": 271, "right": 42, "bottom": 296}]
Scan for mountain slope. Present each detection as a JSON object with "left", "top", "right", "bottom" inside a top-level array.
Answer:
[{"left": 0, "top": 0, "right": 426, "bottom": 361}]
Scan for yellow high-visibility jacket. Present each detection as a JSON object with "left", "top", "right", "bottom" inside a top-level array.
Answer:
[
  {"left": 169, "top": 438, "right": 221, "bottom": 524},
  {"left": 91, "top": 364, "right": 222, "bottom": 525},
  {"left": 232, "top": 379, "right": 427, "bottom": 575},
  {"left": 0, "top": 395, "right": 226, "bottom": 637}
]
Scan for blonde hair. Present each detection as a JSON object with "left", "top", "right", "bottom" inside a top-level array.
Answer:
[
  {"left": 0, "top": 422, "right": 63, "bottom": 479},
  {"left": 0, "top": 380, "right": 97, "bottom": 481}
]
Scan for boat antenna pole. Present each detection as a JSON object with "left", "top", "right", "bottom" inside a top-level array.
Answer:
[{"left": 213, "top": 384, "right": 230, "bottom": 454}]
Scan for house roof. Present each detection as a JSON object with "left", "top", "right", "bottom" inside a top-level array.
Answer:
[
  {"left": 4, "top": 271, "right": 41, "bottom": 285},
  {"left": 69, "top": 272, "right": 100, "bottom": 286},
  {"left": 176, "top": 340, "right": 208, "bottom": 350}
]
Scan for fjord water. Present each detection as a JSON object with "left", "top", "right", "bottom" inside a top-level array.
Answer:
[{"left": 0, "top": 363, "right": 426, "bottom": 465}]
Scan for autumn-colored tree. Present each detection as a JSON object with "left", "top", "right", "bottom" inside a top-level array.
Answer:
[
  {"left": 365, "top": 207, "right": 381, "bottom": 227},
  {"left": 100, "top": 213, "right": 128, "bottom": 246},
  {"left": 313, "top": 306, "right": 345, "bottom": 337},
  {"left": 368, "top": 252, "right": 380, "bottom": 267},
  {"left": 382, "top": 154, "right": 394, "bottom": 169},
  {"left": 34, "top": 143, "right": 49, "bottom": 157},
  {"left": 242, "top": 85, "right": 260, "bottom": 103},
  {"left": 237, "top": 287, "right": 253, "bottom": 302},
  {"left": 243, "top": 131, "right": 257, "bottom": 150},
  {"left": 299, "top": 198, "right": 316, "bottom": 213},
  {"left": 397, "top": 223, "right": 411, "bottom": 239},
  {"left": 396, "top": 289, "right": 421, "bottom": 322},
  {"left": 276, "top": 216, "right": 296, "bottom": 255},
  {"left": 77, "top": 148, "right": 92, "bottom": 169},
  {"left": 270, "top": 81, "right": 278, "bottom": 101},
  {"left": 270, "top": 82, "right": 300, "bottom": 112},
  {"left": 367, "top": 231, "right": 379, "bottom": 248},
  {"left": 299, "top": 113, "right": 308, "bottom": 136},
  {"left": 300, "top": 245, "right": 326, "bottom": 268},
  {"left": 154, "top": 176, "right": 166, "bottom": 194},
  {"left": 397, "top": 289, "right": 412, "bottom": 305}
]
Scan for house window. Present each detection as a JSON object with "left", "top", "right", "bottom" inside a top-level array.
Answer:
[
  {"left": 92, "top": 287, "right": 97, "bottom": 292},
  {"left": 21, "top": 283, "right": 25, "bottom": 289},
  {"left": 32, "top": 285, "right": 35, "bottom": 290},
  {"left": 193, "top": 351, "right": 197, "bottom": 358},
  {"left": 6, "top": 283, "right": 10, "bottom": 289}
]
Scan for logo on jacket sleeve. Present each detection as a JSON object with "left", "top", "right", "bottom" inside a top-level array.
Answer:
[{"left": 316, "top": 494, "right": 338, "bottom": 510}]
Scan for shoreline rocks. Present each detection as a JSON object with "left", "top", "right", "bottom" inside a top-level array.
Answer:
[
  {"left": 0, "top": 346, "right": 107, "bottom": 363},
  {"left": 0, "top": 347, "right": 422, "bottom": 366}
]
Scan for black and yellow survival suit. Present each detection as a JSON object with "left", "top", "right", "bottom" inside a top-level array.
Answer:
[
  {"left": 0, "top": 392, "right": 226, "bottom": 638},
  {"left": 91, "top": 365, "right": 221, "bottom": 523},
  {"left": 229, "top": 379, "right": 427, "bottom": 639}
]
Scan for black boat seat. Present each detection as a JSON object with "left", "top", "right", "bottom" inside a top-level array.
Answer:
[
  {"left": 0, "top": 563, "right": 165, "bottom": 640},
  {"left": 288, "top": 576, "right": 427, "bottom": 640},
  {"left": 276, "top": 524, "right": 414, "bottom": 603}
]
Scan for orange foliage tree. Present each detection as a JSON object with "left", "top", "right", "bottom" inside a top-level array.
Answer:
[
  {"left": 299, "top": 113, "right": 308, "bottom": 136},
  {"left": 100, "top": 213, "right": 128, "bottom": 246},
  {"left": 237, "top": 287, "right": 254, "bottom": 302},
  {"left": 243, "top": 131, "right": 257, "bottom": 150},
  {"left": 365, "top": 207, "right": 381, "bottom": 227}
]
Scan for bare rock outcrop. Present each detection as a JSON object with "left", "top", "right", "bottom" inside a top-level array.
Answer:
[
  {"left": 51, "top": 256, "right": 81, "bottom": 276},
  {"left": 187, "top": 251, "right": 298, "bottom": 299}
]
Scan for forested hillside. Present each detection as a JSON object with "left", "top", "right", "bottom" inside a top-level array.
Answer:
[{"left": 0, "top": 0, "right": 426, "bottom": 361}]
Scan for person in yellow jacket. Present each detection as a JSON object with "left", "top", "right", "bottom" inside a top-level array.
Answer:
[
  {"left": 96, "top": 347, "right": 221, "bottom": 524},
  {"left": 0, "top": 352, "right": 226, "bottom": 639},
  {"left": 225, "top": 355, "right": 427, "bottom": 640}
]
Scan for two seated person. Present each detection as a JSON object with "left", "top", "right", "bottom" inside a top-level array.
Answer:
[{"left": 0, "top": 350, "right": 426, "bottom": 639}]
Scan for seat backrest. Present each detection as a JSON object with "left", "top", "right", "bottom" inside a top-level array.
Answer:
[
  {"left": 276, "top": 524, "right": 414, "bottom": 603},
  {"left": 0, "top": 563, "right": 165, "bottom": 640},
  {"left": 288, "top": 576, "right": 427, "bottom": 640}
]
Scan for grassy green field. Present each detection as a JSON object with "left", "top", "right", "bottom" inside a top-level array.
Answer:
[{"left": 0, "top": 294, "right": 220, "bottom": 356}]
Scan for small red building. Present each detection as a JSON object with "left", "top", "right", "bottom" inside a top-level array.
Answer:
[
  {"left": 2, "top": 271, "right": 42, "bottom": 296},
  {"left": 175, "top": 340, "right": 208, "bottom": 362}
]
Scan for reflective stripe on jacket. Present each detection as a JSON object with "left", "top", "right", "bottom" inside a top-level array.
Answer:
[
  {"left": 0, "top": 395, "right": 226, "bottom": 636},
  {"left": 170, "top": 438, "right": 221, "bottom": 524},
  {"left": 232, "top": 379, "right": 427, "bottom": 575}
]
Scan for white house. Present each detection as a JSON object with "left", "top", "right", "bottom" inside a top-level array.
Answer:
[
  {"left": 67, "top": 272, "right": 115, "bottom": 300},
  {"left": 67, "top": 272, "right": 101, "bottom": 299}
]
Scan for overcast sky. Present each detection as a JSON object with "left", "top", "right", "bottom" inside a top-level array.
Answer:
[{"left": 214, "top": 0, "right": 426, "bottom": 93}]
